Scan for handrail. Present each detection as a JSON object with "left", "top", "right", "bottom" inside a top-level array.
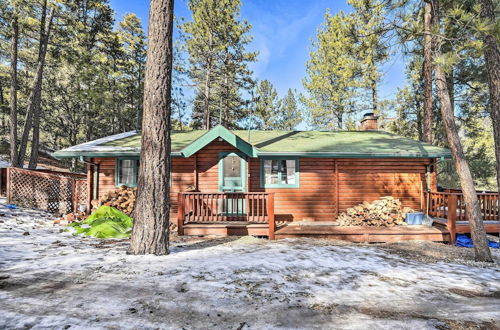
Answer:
[
  {"left": 177, "top": 192, "right": 275, "bottom": 239},
  {"left": 424, "top": 190, "right": 499, "bottom": 244}
]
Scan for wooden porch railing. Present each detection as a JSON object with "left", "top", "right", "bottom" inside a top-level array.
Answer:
[
  {"left": 177, "top": 192, "right": 275, "bottom": 239},
  {"left": 425, "top": 191, "right": 499, "bottom": 244}
]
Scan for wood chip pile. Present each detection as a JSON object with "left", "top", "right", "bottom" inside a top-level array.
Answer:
[
  {"left": 336, "top": 196, "right": 414, "bottom": 227},
  {"left": 92, "top": 186, "right": 137, "bottom": 216}
]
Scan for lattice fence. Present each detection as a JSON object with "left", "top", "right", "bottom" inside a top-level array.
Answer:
[{"left": 6, "top": 168, "right": 87, "bottom": 215}]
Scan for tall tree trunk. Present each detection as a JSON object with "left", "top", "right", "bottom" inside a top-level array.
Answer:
[
  {"left": 203, "top": 34, "right": 213, "bottom": 130},
  {"left": 433, "top": 0, "right": 492, "bottom": 262},
  {"left": 422, "top": 1, "right": 433, "bottom": 143},
  {"left": 128, "top": 0, "right": 174, "bottom": 255},
  {"left": 9, "top": 11, "right": 19, "bottom": 168},
  {"left": 371, "top": 82, "right": 378, "bottom": 113},
  {"left": 28, "top": 0, "right": 52, "bottom": 169},
  {"left": 203, "top": 65, "right": 211, "bottom": 130},
  {"left": 18, "top": 8, "right": 54, "bottom": 168},
  {"left": 0, "top": 83, "right": 5, "bottom": 135},
  {"left": 479, "top": 0, "right": 500, "bottom": 205}
]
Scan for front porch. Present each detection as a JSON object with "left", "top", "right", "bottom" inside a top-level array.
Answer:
[
  {"left": 177, "top": 192, "right": 275, "bottom": 239},
  {"left": 177, "top": 191, "right": 499, "bottom": 244}
]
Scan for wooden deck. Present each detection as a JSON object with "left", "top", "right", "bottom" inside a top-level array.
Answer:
[
  {"left": 274, "top": 222, "right": 451, "bottom": 243},
  {"left": 425, "top": 190, "right": 499, "bottom": 244},
  {"left": 182, "top": 222, "right": 269, "bottom": 236}
]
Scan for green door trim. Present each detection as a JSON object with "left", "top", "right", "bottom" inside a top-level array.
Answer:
[{"left": 218, "top": 152, "right": 246, "bottom": 192}]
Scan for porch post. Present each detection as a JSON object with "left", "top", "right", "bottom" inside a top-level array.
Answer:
[
  {"left": 447, "top": 194, "right": 457, "bottom": 245},
  {"left": 177, "top": 192, "right": 184, "bottom": 235},
  {"left": 6, "top": 167, "right": 11, "bottom": 204},
  {"left": 268, "top": 193, "right": 275, "bottom": 240},
  {"left": 193, "top": 154, "right": 198, "bottom": 191},
  {"left": 86, "top": 162, "right": 93, "bottom": 215}
]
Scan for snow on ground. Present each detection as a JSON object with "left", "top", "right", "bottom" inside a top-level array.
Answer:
[{"left": 1, "top": 202, "right": 499, "bottom": 330}]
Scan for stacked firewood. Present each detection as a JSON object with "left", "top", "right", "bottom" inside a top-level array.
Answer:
[
  {"left": 91, "top": 186, "right": 137, "bottom": 216},
  {"left": 336, "top": 196, "right": 413, "bottom": 227}
]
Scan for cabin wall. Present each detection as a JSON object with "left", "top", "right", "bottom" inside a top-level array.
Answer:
[
  {"left": 93, "top": 157, "right": 116, "bottom": 200},
  {"left": 336, "top": 158, "right": 433, "bottom": 214},
  {"left": 91, "top": 150, "right": 436, "bottom": 224},
  {"left": 248, "top": 158, "right": 337, "bottom": 221},
  {"left": 248, "top": 157, "right": 433, "bottom": 222}
]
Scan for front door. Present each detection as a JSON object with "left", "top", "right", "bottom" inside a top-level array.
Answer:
[{"left": 219, "top": 152, "right": 246, "bottom": 215}]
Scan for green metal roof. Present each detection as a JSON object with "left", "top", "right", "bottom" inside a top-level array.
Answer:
[{"left": 53, "top": 125, "right": 451, "bottom": 159}]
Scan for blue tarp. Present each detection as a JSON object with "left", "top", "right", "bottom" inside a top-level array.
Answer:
[{"left": 455, "top": 234, "right": 499, "bottom": 248}]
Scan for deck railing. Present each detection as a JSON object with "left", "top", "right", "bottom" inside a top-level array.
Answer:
[
  {"left": 177, "top": 192, "right": 275, "bottom": 239},
  {"left": 425, "top": 190, "right": 499, "bottom": 243}
]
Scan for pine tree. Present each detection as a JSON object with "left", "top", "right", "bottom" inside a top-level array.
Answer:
[
  {"left": 422, "top": 0, "right": 434, "bottom": 143},
  {"left": 477, "top": 0, "right": 500, "bottom": 200},
  {"left": 303, "top": 10, "right": 360, "bottom": 130},
  {"left": 128, "top": 0, "right": 174, "bottom": 255},
  {"left": 432, "top": 0, "right": 492, "bottom": 262},
  {"left": 117, "top": 13, "right": 147, "bottom": 131},
  {"left": 254, "top": 79, "right": 280, "bottom": 129},
  {"left": 276, "top": 89, "right": 302, "bottom": 130},
  {"left": 180, "top": 0, "right": 257, "bottom": 129},
  {"left": 347, "top": 0, "right": 388, "bottom": 113}
]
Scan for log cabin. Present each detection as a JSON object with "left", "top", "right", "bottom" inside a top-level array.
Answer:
[{"left": 55, "top": 113, "right": 478, "bottom": 242}]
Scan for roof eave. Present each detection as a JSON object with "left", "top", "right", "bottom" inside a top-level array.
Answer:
[
  {"left": 256, "top": 151, "right": 452, "bottom": 158},
  {"left": 52, "top": 150, "right": 183, "bottom": 159}
]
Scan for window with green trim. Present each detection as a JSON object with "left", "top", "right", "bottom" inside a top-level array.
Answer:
[
  {"left": 260, "top": 158, "right": 299, "bottom": 188},
  {"left": 116, "top": 158, "right": 140, "bottom": 187}
]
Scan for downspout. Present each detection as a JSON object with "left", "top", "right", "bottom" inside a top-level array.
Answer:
[{"left": 79, "top": 156, "right": 99, "bottom": 204}]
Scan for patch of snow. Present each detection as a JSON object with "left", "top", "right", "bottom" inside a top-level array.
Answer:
[
  {"left": 0, "top": 201, "right": 499, "bottom": 329},
  {"left": 55, "top": 131, "right": 138, "bottom": 154}
]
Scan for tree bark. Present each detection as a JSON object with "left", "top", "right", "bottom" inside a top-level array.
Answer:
[
  {"left": 422, "top": 1, "right": 433, "bottom": 143},
  {"left": 371, "top": 82, "right": 378, "bottom": 114},
  {"left": 478, "top": 0, "right": 500, "bottom": 208},
  {"left": 18, "top": 7, "right": 54, "bottom": 168},
  {"left": 28, "top": 2, "right": 53, "bottom": 169},
  {"left": 9, "top": 10, "right": 19, "bottom": 168},
  {"left": 433, "top": 0, "right": 492, "bottom": 262},
  {"left": 128, "top": 0, "right": 174, "bottom": 255},
  {"left": 203, "top": 34, "right": 213, "bottom": 130},
  {"left": 204, "top": 62, "right": 211, "bottom": 129}
]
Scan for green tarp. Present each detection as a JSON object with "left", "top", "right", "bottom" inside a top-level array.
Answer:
[{"left": 70, "top": 205, "right": 133, "bottom": 239}]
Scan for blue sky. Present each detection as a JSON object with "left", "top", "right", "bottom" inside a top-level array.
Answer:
[{"left": 110, "top": 0, "right": 406, "bottom": 109}]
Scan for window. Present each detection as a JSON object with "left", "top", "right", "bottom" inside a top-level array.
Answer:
[
  {"left": 260, "top": 158, "right": 299, "bottom": 188},
  {"left": 218, "top": 152, "right": 246, "bottom": 191},
  {"left": 116, "top": 158, "right": 140, "bottom": 187}
]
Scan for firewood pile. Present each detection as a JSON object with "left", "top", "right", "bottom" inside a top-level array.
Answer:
[
  {"left": 336, "top": 196, "right": 413, "bottom": 227},
  {"left": 91, "top": 186, "right": 137, "bottom": 216}
]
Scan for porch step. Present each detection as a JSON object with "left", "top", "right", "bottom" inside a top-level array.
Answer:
[
  {"left": 275, "top": 224, "right": 450, "bottom": 243},
  {"left": 183, "top": 222, "right": 269, "bottom": 237}
]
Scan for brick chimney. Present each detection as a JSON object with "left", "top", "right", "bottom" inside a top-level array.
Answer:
[{"left": 360, "top": 113, "right": 379, "bottom": 131}]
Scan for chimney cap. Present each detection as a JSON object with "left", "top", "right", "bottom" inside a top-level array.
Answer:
[{"left": 361, "top": 112, "right": 379, "bottom": 122}]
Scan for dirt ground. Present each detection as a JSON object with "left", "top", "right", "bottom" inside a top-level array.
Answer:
[{"left": 1, "top": 205, "right": 499, "bottom": 330}]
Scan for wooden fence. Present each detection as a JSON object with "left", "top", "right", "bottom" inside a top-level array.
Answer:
[
  {"left": 177, "top": 192, "right": 275, "bottom": 239},
  {"left": 6, "top": 167, "right": 87, "bottom": 215}
]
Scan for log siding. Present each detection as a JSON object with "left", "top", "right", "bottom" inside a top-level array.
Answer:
[{"left": 90, "top": 141, "right": 436, "bottom": 225}]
